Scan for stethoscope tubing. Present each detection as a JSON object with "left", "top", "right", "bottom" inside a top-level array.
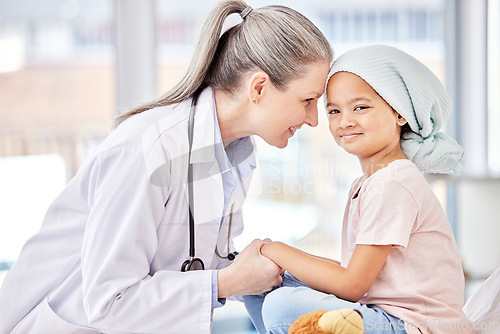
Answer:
[
  {"left": 187, "top": 91, "right": 197, "bottom": 260},
  {"left": 182, "top": 91, "right": 202, "bottom": 272},
  {"left": 181, "top": 90, "right": 236, "bottom": 272}
]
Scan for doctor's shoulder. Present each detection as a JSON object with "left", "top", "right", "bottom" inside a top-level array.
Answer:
[
  {"left": 70, "top": 101, "right": 190, "bottom": 186},
  {"left": 140, "top": 102, "right": 192, "bottom": 188},
  {"left": 87, "top": 101, "right": 189, "bottom": 161},
  {"left": 112, "top": 100, "right": 189, "bottom": 145}
]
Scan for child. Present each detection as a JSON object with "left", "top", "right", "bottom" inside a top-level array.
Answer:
[{"left": 243, "top": 45, "right": 475, "bottom": 334}]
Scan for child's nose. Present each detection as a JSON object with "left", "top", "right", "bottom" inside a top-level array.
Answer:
[{"left": 338, "top": 111, "right": 355, "bottom": 128}]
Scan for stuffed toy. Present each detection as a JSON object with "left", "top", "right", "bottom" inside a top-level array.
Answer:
[{"left": 288, "top": 308, "right": 364, "bottom": 334}]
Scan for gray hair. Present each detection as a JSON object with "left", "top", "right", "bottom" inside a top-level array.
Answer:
[{"left": 115, "top": 0, "right": 333, "bottom": 127}]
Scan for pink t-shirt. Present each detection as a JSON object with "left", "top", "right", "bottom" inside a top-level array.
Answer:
[{"left": 341, "top": 160, "right": 475, "bottom": 334}]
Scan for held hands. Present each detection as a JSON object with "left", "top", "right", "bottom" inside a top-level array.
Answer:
[{"left": 217, "top": 239, "right": 283, "bottom": 299}]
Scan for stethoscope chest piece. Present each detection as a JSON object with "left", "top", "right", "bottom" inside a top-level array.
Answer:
[{"left": 181, "top": 257, "right": 205, "bottom": 272}]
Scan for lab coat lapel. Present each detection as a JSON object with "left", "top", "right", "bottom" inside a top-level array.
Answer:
[{"left": 189, "top": 88, "right": 224, "bottom": 265}]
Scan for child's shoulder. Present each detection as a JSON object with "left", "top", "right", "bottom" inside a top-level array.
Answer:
[
  {"left": 364, "top": 159, "right": 431, "bottom": 196},
  {"left": 372, "top": 159, "right": 422, "bottom": 181},
  {"left": 349, "top": 160, "right": 427, "bottom": 198}
]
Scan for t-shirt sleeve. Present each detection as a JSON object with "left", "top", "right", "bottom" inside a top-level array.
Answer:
[{"left": 355, "top": 179, "right": 418, "bottom": 248}]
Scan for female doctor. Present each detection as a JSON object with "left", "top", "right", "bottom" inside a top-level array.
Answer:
[{"left": 0, "top": 1, "right": 332, "bottom": 333}]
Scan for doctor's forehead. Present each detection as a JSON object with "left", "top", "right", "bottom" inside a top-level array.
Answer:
[{"left": 291, "top": 61, "right": 330, "bottom": 95}]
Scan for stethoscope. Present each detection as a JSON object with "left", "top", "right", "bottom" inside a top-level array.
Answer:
[{"left": 181, "top": 91, "right": 238, "bottom": 272}]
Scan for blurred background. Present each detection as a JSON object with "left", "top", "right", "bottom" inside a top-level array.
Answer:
[{"left": 0, "top": 0, "right": 499, "bottom": 332}]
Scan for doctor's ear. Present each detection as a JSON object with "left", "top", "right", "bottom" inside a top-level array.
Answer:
[{"left": 247, "top": 71, "right": 269, "bottom": 104}]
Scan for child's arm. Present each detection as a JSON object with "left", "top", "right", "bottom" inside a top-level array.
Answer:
[
  {"left": 262, "top": 239, "right": 340, "bottom": 265},
  {"left": 261, "top": 241, "right": 391, "bottom": 302}
]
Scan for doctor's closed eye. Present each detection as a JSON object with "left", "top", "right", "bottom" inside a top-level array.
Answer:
[{"left": 304, "top": 98, "right": 316, "bottom": 105}]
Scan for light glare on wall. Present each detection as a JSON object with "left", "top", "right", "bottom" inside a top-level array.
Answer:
[{"left": 0, "top": 37, "right": 25, "bottom": 73}]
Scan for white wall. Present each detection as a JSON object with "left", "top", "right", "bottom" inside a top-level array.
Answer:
[{"left": 458, "top": 179, "right": 500, "bottom": 278}]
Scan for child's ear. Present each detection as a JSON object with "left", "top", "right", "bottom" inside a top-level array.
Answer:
[{"left": 397, "top": 114, "right": 407, "bottom": 126}]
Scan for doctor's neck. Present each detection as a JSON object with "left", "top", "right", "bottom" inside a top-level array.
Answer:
[{"left": 214, "top": 89, "right": 255, "bottom": 148}]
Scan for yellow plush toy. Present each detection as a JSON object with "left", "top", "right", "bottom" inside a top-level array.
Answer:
[{"left": 288, "top": 308, "right": 365, "bottom": 334}]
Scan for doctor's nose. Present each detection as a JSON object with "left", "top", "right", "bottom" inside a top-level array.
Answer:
[{"left": 303, "top": 103, "right": 319, "bottom": 128}]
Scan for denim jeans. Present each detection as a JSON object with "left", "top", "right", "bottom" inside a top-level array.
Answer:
[{"left": 243, "top": 273, "right": 407, "bottom": 334}]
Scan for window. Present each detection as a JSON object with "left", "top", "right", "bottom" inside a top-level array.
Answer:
[
  {"left": 0, "top": 0, "right": 114, "bottom": 276},
  {"left": 488, "top": 0, "right": 500, "bottom": 173}
]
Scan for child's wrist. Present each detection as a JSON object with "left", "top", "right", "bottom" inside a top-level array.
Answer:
[
  {"left": 261, "top": 241, "right": 281, "bottom": 258},
  {"left": 260, "top": 242, "right": 270, "bottom": 256}
]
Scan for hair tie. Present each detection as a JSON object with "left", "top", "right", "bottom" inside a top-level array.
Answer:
[{"left": 240, "top": 6, "right": 253, "bottom": 19}]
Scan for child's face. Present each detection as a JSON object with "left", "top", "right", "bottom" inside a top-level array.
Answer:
[{"left": 326, "top": 71, "right": 405, "bottom": 160}]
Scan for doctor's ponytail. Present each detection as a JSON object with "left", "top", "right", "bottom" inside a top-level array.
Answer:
[{"left": 114, "top": 0, "right": 332, "bottom": 127}]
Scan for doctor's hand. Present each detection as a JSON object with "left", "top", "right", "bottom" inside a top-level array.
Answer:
[{"left": 217, "top": 239, "right": 283, "bottom": 298}]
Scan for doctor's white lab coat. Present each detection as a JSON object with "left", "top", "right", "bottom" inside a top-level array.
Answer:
[{"left": 0, "top": 87, "right": 255, "bottom": 333}]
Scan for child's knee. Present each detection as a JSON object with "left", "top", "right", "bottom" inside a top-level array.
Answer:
[
  {"left": 262, "top": 287, "right": 313, "bottom": 323},
  {"left": 262, "top": 287, "right": 296, "bottom": 319}
]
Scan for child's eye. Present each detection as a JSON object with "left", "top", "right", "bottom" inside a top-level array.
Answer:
[
  {"left": 327, "top": 109, "right": 340, "bottom": 115},
  {"left": 354, "top": 106, "right": 369, "bottom": 112}
]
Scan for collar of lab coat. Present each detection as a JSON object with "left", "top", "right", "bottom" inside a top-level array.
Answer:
[
  {"left": 188, "top": 87, "right": 257, "bottom": 183},
  {"left": 188, "top": 87, "right": 220, "bottom": 165},
  {"left": 189, "top": 87, "right": 256, "bottom": 172},
  {"left": 187, "top": 87, "right": 255, "bottom": 224}
]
